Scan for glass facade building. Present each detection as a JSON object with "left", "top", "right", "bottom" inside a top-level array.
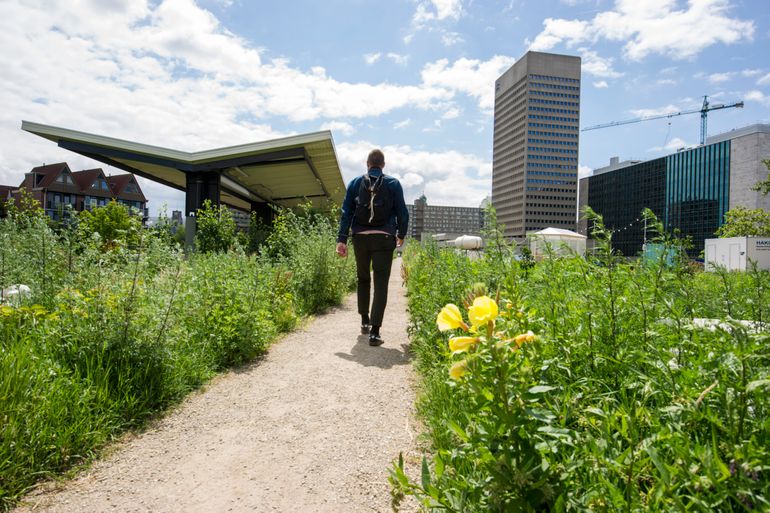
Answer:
[
  {"left": 665, "top": 141, "right": 730, "bottom": 251},
  {"left": 582, "top": 141, "right": 732, "bottom": 256},
  {"left": 586, "top": 157, "right": 666, "bottom": 256}
]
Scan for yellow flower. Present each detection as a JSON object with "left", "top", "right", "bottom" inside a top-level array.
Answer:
[
  {"left": 468, "top": 296, "right": 498, "bottom": 327},
  {"left": 437, "top": 303, "right": 468, "bottom": 332},
  {"left": 449, "top": 359, "right": 468, "bottom": 380},
  {"left": 513, "top": 330, "right": 536, "bottom": 347},
  {"left": 449, "top": 336, "right": 480, "bottom": 353}
]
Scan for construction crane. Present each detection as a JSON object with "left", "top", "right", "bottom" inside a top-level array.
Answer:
[{"left": 582, "top": 95, "right": 744, "bottom": 145}]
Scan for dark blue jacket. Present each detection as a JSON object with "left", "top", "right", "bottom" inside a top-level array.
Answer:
[{"left": 337, "top": 167, "right": 409, "bottom": 244}]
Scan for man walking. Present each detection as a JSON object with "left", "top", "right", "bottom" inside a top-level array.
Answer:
[{"left": 336, "top": 149, "right": 409, "bottom": 346}]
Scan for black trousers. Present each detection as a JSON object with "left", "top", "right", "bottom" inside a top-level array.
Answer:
[{"left": 352, "top": 233, "right": 396, "bottom": 327}]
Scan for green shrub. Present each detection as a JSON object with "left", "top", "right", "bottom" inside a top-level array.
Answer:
[{"left": 194, "top": 200, "right": 236, "bottom": 253}]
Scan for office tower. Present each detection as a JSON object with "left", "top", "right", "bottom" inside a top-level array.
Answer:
[
  {"left": 578, "top": 124, "right": 770, "bottom": 256},
  {"left": 492, "top": 51, "right": 581, "bottom": 238}
]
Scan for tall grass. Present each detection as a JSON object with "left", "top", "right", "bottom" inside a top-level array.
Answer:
[
  {"left": 394, "top": 214, "right": 770, "bottom": 512},
  {"left": 0, "top": 206, "right": 354, "bottom": 510}
]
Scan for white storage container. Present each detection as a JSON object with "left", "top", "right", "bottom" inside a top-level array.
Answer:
[{"left": 704, "top": 237, "right": 770, "bottom": 271}]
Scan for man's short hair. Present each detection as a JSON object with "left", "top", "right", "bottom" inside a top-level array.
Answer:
[{"left": 367, "top": 149, "right": 385, "bottom": 168}]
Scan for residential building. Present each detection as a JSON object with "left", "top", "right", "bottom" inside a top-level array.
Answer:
[
  {"left": 578, "top": 124, "right": 770, "bottom": 256},
  {"left": 406, "top": 195, "right": 484, "bottom": 241},
  {"left": 11, "top": 162, "right": 147, "bottom": 221},
  {"left": 492, "top": 51, "right": 581, "bottom": 239},
  {"left": 0, "top": 185, "right": 14, "bottom": 216}
]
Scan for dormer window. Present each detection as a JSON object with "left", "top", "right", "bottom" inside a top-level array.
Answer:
[
  {"left": 91, "top": 178, "right": 109, "bottom": 191},
  {"left": 125, "top": 181, "right": 138, "bottom": 194},
  {"left": 55, "top": 172, "right": 73, "bottom": 185}
]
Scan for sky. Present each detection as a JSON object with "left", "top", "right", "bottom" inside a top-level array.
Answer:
[{"left": 1, "top": 0, "right": 769, "bottom": 216}]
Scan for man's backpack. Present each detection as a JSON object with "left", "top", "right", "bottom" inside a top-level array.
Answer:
[{"left": 354, "top": 174, "right": 393, "bottom": 227}]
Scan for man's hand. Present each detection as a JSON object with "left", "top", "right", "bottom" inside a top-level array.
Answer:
[
  {"left": 396, "top": 237, "right": 404, "bottom": 248},
  {"left": 336, "top": 242, "right": 348, "bottom": 258}
]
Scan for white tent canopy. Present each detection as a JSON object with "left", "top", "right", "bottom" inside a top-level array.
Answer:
[{"left": 529, "top": 227, "right": 587, "bottom": 259}]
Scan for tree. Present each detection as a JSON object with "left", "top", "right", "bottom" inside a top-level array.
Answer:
[
  {"left": 715, "top": 206, "right": 770, "bottom": 238},
  {"left": 78, "top": 200, "right": 142, "bottom": 249},
  {"left": 4, "top": 189, "right": 47, "bottom": 228}
]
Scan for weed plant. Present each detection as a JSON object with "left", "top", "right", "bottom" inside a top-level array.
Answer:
[
  {"left": 393, "top": 211, "right": 770, "bottom": 512},
  {"left": 0, "top": 202, "right": 354, "bottom": 509}
]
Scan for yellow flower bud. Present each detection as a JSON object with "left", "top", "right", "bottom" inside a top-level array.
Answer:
[
  {"left": 437, "top": 303, "right": 468, "bottom": 332},
  {"left": 449, "top": 359, "right": 468, "bottom": 380},
  {"left": 468, "top": 296, "right": 498, "bottom": 327},
  {"left": 448, "top": 336, "right": 480, "bottom": 353},
  {"left": 513, "top": 330, "right": 536, "bottom": 347}
]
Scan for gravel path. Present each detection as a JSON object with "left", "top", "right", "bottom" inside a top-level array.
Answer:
[{"left": 16, "top": 258, "right": 421, "bottom": 513}]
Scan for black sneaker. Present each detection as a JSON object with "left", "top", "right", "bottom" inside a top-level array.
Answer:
[
  {"left": 369, "top": 333, "right": 384, "bottom": 346},
  {"left": 361, "top": 324, "right": 370, "bottom": 335}
]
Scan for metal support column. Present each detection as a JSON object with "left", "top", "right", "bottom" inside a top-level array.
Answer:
[
  {"left": 250, "top": 201, "right": 274, "bottom": 225},
  {"left": 185, "top": 171, "right": 221, "bottom": 251}
]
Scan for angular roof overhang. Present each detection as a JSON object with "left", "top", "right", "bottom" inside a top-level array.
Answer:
[{"left": 21, "top": 121, "right": 346, "bottom": 212}]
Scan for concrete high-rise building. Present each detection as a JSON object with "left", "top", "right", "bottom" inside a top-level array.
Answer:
[
  {"left": 406, "top": 195, "right": 484, "bottom": 241},
  {"left": 492, "top": 51, "right": 581, "bottom": 239}
]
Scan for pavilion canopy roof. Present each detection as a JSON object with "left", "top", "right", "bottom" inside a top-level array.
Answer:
[{"left": 21, "top": 121, "right": 345, "bottom": 212}]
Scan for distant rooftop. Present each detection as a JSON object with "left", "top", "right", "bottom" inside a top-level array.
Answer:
[
  {"left": 592, "top": 156, "right": 643, "bottom": 176},
  {"left": 706, "top": 123, "right": 770, "bottom": 145}
]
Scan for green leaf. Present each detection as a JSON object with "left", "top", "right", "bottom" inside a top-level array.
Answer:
[
  {"left": 434, "top": 453, "right": 444, "bottom": 479},
  {"left": 421, "top": 456, "right": 431, "bottom": 490},
  {"left": 447, "top": 420, "right": 469, "bottom": 442},
  {"left": 645, "top": 446, "right": 671, "bottom": 486},
  {"left": 528, "top": 385, "right": 557, "bottom": 394},
  {"left": 747, "top": 379, "right": 770, "bottom": 392}
]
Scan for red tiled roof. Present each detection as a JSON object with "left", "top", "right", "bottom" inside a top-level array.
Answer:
[
  {"left": 107, "top": 174, "right": 131, "bottom": 194},
  {"left": 71, "top": 168, "right": 106, "bottom": 192},
  {"left": 27, "top": 162, "right": 70, "bottom": 188},
  {"left": 107, "top": 174, "right": 146, "bottom": 200}
]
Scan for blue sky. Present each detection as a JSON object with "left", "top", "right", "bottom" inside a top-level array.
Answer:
[{"left": 1, "top": 0, "right": 768, "bottom": 216}]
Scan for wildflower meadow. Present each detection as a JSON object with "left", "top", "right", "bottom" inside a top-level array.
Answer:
[
  {"left": 0, "top": 201, "right": 354, "bottom": 509},
  {"left": 392, "top": 212, "right": 770, "bottom": 512}
]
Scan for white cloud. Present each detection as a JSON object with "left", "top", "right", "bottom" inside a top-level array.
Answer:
[
  {"left": 0, "top": 0, "right": 515, "bottom": 215},
  {"left": 528, "top": 0, "right": 755, "bottom": 61},
  {"left": 745, "top": 90, "right": 770, "bottom": 106},
  {"left": 593, "top": 80, "right": 609, "bottom": 88},
  {"left": 442, "top": 107, "right": 461, "bottom": 119},
  {"left": 320, "top": 121, "right": 355, "bottom": 135},
  {"left": 657, "top": 78, "right": 677, "bottom": 86},
  {"left": 629, "top": 104, "right": 682, "bottom": 118},
  {"left": 386, "top": 53, "right": 409, "bottom": 65},
  {"left": 364, "top": 52, "right": 382, "bottom": 65},
  {"left": 528, "top": 18, "right": 592, "bottom": 51},
  {"left": 337, "top": 140, "right": 490, "bottom": 207},
  {"left": 742, "top": 69, "right": 762, "bottom": 77},
  {"left": 413, "top": 0, "right": 464, "bottom": 25},
  {"left": 757, "top": 73, "right": 770, "bottom": 86},
  {"left": 421, "top": 55, "right": 516, "bottom": 111},
  {"left": 648, "top": 136, "right": 690, "bottom": 153},
  {"left": 578, "top": 164, "right": 593, "bottom": 178},
  {"left": 580, "top": 48, "right": 623, "bottom": 78},
  {"left": 393, "top": 119, "right": 412, "bottom": 129},
  {"left": 441, "top": 31, "right": 464, "bottom": 46},
  {"left": 408, "top": 0, "right": 465, "bottom": 46},
  {"left": 707, "top": 72, "right": 734, "bottom": 84}
]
